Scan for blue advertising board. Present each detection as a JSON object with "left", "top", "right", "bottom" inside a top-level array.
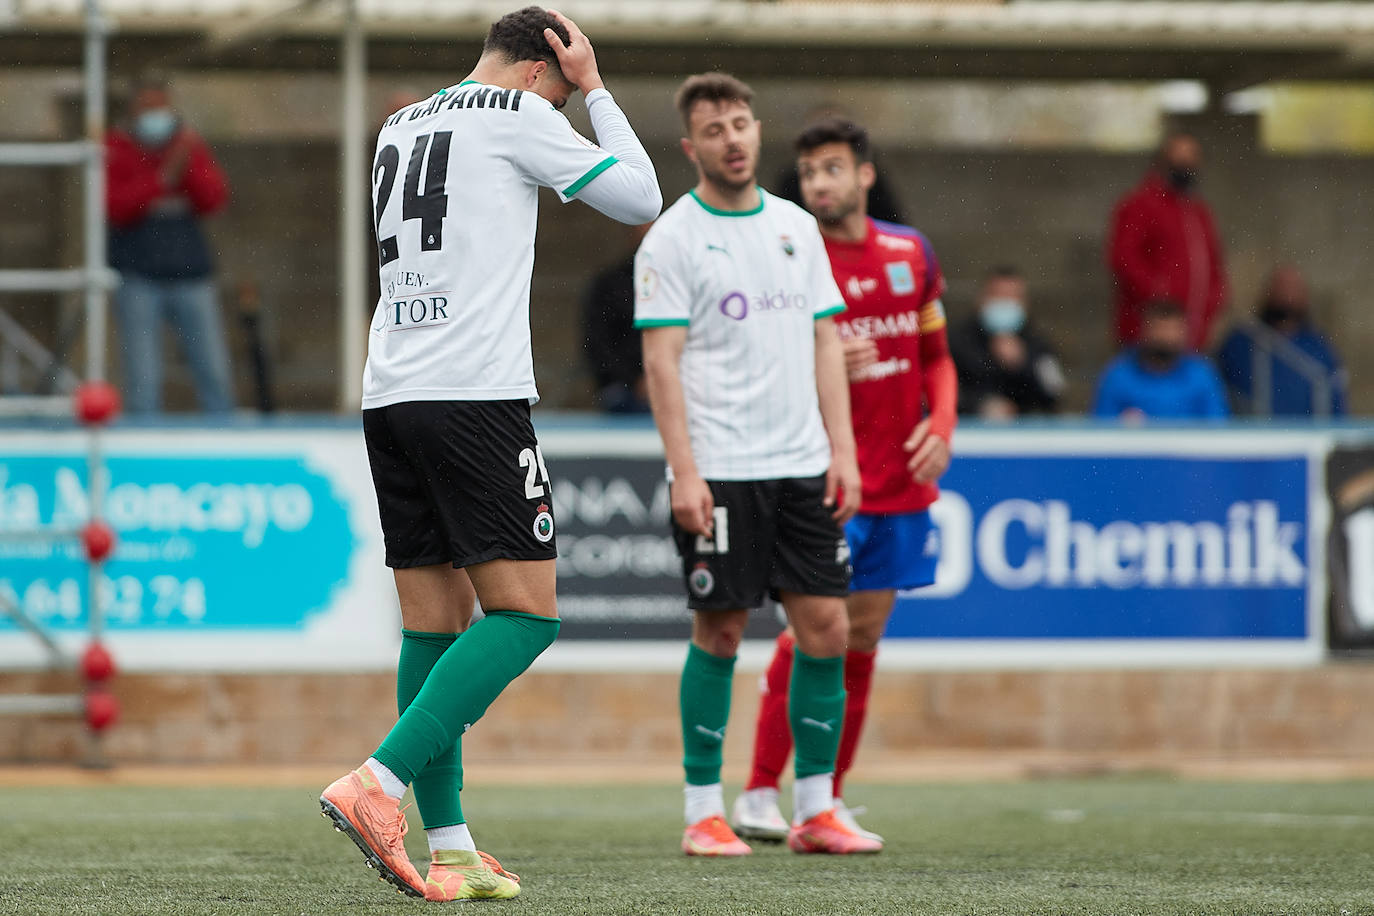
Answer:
[
  {"left": 534, "top": 427, "right": 1328, "bottom": 669},
  {"left": 890, "top": 453, "right": 1311, "bottom": 640}
]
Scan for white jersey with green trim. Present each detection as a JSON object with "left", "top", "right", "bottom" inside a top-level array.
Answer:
[
  {"left": 634, "top": 188, "right": 846, "bottom": 481},
  {"left": 362, "top": 82, "right": 659, "bottom": 409}
]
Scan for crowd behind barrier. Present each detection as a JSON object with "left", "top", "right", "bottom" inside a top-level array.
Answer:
[
  {"left": 577, "top": 128, "right": 1349, "bottom": 424},
  {"left": 87, "top": 74, "right": 1355, "bottom": 423}
]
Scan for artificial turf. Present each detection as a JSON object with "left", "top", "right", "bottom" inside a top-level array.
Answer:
[{"left": 2, "top": 779, "right": 1372, "bottom": 915}]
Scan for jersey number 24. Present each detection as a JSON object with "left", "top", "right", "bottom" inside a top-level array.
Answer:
[{"left": 373, "top": 131, "right": 451, "bottom": 266}]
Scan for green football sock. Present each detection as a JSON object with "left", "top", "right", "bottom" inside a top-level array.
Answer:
[
  {"left": 790, "top": 649, "right": 846, "bottom": 780},
  {"left": 397, "top": 629, "right": 464, "bottom": 828},
  {"left": 680, "top": 643, "right": 736, "bottom": 786},
  {"left": 373, "top": 610, "right": 559, "bottom": 785}
]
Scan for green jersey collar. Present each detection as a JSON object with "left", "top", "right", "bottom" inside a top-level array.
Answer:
[{"left": 689, "top": 187, "right": 765, "bottom": 217}]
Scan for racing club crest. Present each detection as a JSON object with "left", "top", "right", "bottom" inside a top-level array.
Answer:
[
  {"left": 532, "top": 502, "right": 555, "bottom": 543},
  {"left": 689, "top": 563, "right": 716, "bottom": 597}
]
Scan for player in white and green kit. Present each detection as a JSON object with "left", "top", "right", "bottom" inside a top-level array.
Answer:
[
  {"left": 319, "top": 7, "right": 661, "bottom": 901},
  {"left": 636, "top": 73, "right": 881, "bottom": 857}
]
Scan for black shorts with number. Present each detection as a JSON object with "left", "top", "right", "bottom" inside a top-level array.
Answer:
[
  {"left": 672, "top": 475, "right": 851, "bottom": 610},
  {"left": 363, "top": 399, "right": 557, "bottom": 569}
]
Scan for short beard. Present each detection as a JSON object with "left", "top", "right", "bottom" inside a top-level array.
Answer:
[
  {"left": 810, "top": 195, "right": 860, "bottom": 227},
  {"left": 700, "top": 161, "right": 756, "bottom": 196}
]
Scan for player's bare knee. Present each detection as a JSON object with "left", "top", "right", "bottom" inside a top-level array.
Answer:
[
  {"left": 692, "top": 610, "right": 747, "bottom": 658},
  {"left": 847, "top": 622, "right": 883, "bottom": 654},
  {"left": 789, "top": 600, "right": 848, "bottom": 657},
  {"left": 696, "top": 631, "right": 741, "bottom": 658}
]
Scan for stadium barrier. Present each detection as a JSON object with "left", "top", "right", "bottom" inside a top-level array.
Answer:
[
  {"left": 2, "top": 423, "right": 1366, "bottom": 670},
  {"left": 2, "top": 421, "right": 1373, "bottom": 765}
]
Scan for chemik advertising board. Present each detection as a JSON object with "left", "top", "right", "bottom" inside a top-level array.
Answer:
[
  {"left": 0, "top": 425, "right": 1331, "bottom": 670},
  {"left": 540, "top": 427, "right": 1328, "bottom": 668}
]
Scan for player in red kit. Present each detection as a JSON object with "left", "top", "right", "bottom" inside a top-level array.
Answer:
[{"left": 733, "top": 119, "right": 957, "bottom": 848}]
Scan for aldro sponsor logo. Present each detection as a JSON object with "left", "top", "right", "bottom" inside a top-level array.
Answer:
[{"left": 719, "top": 290, "right": 809, "bottom": 321}]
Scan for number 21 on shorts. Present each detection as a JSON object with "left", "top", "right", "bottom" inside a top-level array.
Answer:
[
  {"left": 518, "top": 446, "right": 551, "bottom": 499},
  {"left": 695, "top": 507, "right": 730, "bottom": 555}
]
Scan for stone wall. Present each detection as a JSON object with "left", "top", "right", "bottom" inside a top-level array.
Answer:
[
  {"left": 1, "top": 74, "right": 1370, "bottom": 413},
  {"left": 4, "top": 667, "right": 1372, "bottom": 766}
]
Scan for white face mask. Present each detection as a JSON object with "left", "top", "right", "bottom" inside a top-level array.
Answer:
[
  {"left": 134, "top": 108, "right": 178, "bottom": 147},
  {"left": 980, "top": 298, "right": 1026, "bottom": 335}
]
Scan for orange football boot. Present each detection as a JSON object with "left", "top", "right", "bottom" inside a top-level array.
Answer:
[
  {"left": 681, "top": 814, "right": 753, "bottom": 857},
  {"left": 787, "top": 808, "right": 884, "bottom": 854},
  {"left": 423, "top": 849, "right": 521, "bottom": 901},
  {"left": 319, "top": 765, "right": 425, "bottom": 897}
]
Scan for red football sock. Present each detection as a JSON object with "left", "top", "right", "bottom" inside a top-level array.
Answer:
[
  {"left": 745, "top": 631, "right": 795, "bottom": 791},
  {"left": 833, "top": 648, "right": 877, "bottom": 800}
]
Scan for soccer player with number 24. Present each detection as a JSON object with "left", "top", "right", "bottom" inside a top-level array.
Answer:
[{"left": 319, "top": 6, "right": 660, "bottom": 902}]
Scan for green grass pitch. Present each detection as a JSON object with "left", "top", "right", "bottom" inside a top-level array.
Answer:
[{"left": 2, "top": 778, "right": 1373, "bottom": 915}]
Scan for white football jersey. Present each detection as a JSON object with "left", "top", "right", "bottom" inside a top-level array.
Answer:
[
  {"left": 362, "top": 81, "right": 623, "bottom": 409},
  {"left": 634, "top": 189, "right": 846, "bottom": 481}
]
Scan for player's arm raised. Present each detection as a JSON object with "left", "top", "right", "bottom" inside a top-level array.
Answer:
[
  {"left": 814, "top": 316, "right": 862, "bottom": 523},
  {"left": 642, "top": 325, "right": 714, "bottom": 538},
  {"left": 543, "top": 9, "right": 603, "bottom": 93},
  {"left": 542, "top": 10, "right": 661, "bottom": 225}
]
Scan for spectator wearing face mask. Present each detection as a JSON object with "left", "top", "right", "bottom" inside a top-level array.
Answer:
[
  {"left": 1093, "top": 299, "right": 1229, "bottom": 422},
  {"left": 1216, "top": 264, "right": 1347, "bottom": 417},
  {"left": 106, "top": 73, "right": 233, "bottom": 415},
  {"left": 949, "top": 266, "right": 1066, "bottom": 420},
  {"left": 1107, "top": 131, "right": 1228, "bottom": 352}
]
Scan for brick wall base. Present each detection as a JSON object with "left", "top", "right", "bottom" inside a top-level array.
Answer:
[{"left": 3, "top": 666, "right": 1371, "bottom": 767}]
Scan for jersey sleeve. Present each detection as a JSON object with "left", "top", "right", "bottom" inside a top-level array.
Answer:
[
  {"left": 633, "top": 225, "right": 692, "bottom": 328},
  {"left": 805, "top": 221, "right": 846, "bottom": 319},
  {"left": 512, "top": 98, "right": 620, "bottom": 203},
  {"left": 913, "top": 234, "right": 948, "bottom": 334}
]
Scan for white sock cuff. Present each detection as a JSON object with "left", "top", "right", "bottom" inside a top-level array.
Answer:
[
  {"left": 683, "top": 782, "right": 726, "bottom": 825},
  {"left": 793, "top": 772, "right": 835, "bottom": 824},
  {"left": 427, "top": 822, "right": 476, "bottom": 854},
  {"left": 363, "top": 757, "right": 407, "bottom": 800}
]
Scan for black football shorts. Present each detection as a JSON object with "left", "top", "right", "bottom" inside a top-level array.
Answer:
[
  {"left": 671, "top": 474, "right": 851, "bottom": 610},
  {"left": 363, "top": 399, "right": 558, "bottom": 569}
]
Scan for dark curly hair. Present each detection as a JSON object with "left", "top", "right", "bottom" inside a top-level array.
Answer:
[
  {"left": 483, "top": 6, "right": 571, "bottom": 75},
  {"left": 795, "top": 117, "right": 871, "bottom": 163},
  {"left": 674, "top": 72, "right": 754, "bottom": 131}
]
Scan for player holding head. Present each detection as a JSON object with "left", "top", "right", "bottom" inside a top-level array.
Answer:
[
  {"left": 733, "top": 118, "right": 957, "bottom": 847},
  {"left": 319, "top": 6, "right": 660, "bottom": 901},
  {"left": 636, "top": 73, "right": 879, "bottom": 858}
]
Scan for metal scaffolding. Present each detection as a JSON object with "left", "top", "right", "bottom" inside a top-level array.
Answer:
[{"left": 0, "top": 0, "right": 119, "bottom": 757}]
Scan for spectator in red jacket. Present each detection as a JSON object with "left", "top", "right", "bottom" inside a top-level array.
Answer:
[
  {"left": 107, "top": 74, "right": 233, "bottom": 415},
  {"left": 1107, "top": 132, "right": 1228, "bottom": 352}
]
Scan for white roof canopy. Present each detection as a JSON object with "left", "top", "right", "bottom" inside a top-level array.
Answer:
[{"left": 10, "top": 1, "right": 1374, "bottom": 44}]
